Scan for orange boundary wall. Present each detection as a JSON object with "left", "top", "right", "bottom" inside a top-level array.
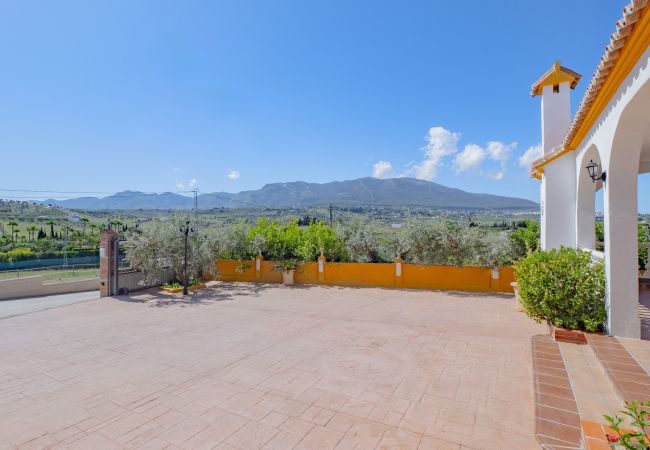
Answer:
[{"left": 215, "top": 259, "right": 515, "bottom": 293}]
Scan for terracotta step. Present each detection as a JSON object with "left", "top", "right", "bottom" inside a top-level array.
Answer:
[
  {"left": 531, "top": 335, "right": 582, "bottom": 449},
  {"left": 587, "top": 333, "right": 650, "bottom": 403}
]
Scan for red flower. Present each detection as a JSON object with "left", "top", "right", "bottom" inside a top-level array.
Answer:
[{"left": 606, "top": 433, "right": 619, "bottom": 442}]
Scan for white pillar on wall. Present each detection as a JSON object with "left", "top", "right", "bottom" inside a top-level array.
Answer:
[{"left": 541, "top": 155, "right": 576, "bottom": 249}]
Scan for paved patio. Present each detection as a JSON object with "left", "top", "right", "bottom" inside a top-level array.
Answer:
[{"left": 0, "top": 282, "right": 546, "bottom": 449}]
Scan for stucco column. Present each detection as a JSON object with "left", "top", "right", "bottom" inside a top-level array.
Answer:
[
  {"left": 576, "top": 170, "right": 598, "bottom": 250},
  {"left": 541, "top": 154, "right": 577, "bottom": 250},
  {"left": 603, "top": 170, "right": 640, "bottom": 338}
]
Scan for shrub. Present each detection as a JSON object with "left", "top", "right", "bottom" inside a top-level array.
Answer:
[
  {"left": 515, "top": 247, "right": 606, "bottom": 332},
  {"left": 299, "top": 221, "right": 348, "bottom": 262},
  {"left": 509, "top": 220, "right": 540, "bottom": 260}
]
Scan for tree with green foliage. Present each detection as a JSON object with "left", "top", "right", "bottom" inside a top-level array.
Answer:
[
  {"left": 26, "top": 225, "right": 38, "bottom": 242},
  {"left": 122, "top": 215, "right": 222, "bottom": 285},
  {"left": 80, "top": 217, "right": 89, "bottom": 236},
  {"left": 509, "top": 220, "right": 540, "bottom": 260},
  {"left": 63, "top": 225, "right": 74, "bottom": 241},
  {"left": 337, "top": 220, "right": 384, "bottom": 263},
  {"left": 46, "top": 220, "right": 56, "bottom": 239},
  {"left": 7, "top": 221, "right": 18, "bottom": 242}
]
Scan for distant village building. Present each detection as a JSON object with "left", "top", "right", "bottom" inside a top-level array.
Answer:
[
  {"left": 530, "top": 0, "right": 650, "bottom": 337},
  {"left": 68, "top": 213, "right": 81, "bottom": 222}
]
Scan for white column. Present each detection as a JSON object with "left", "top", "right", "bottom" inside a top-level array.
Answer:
[
  {"left": 603, "top": 165, "right": 640, "bottom": 338},
  {"left": 576, "top": 170, "right": 597, "bottom": 250},
  {"left": 541, "top": 154, "right": 577, "bottom": 249}
]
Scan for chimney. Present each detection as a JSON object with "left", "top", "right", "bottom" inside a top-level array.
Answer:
[{"left": 531, "top": 61, "right": 581, "bottom": 153}]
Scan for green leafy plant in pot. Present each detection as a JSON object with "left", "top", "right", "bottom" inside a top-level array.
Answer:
[{"left": 273, "top": 259, "right": 300, "bottom": 285}]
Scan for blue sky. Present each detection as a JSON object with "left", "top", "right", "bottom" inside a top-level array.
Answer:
[{"left": 0, "top": 0, "right": 640, "bottom": 208}]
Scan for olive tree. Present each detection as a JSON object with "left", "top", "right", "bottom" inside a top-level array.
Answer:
[
  {"left": 401, "top": 221, "right": 515, "bottom": 267},
  {"left": 122, "top": 215, "right": 222, "bottom": 285}
]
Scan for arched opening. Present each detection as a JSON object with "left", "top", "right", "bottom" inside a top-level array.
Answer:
[
  {"left": 604, "top": 76, "right": 650, "bottom": 338},
  {"left": 576, "top": 145, "right": 603, "bottom": 250}
]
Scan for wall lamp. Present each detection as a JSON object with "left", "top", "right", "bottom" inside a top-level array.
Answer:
[{"left": 585, "top": 160, "right": 606, "bottom": 183}]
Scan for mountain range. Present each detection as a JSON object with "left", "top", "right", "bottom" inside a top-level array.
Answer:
[{"left": 36, "top": 177, "right": 538, "bottom": 210}]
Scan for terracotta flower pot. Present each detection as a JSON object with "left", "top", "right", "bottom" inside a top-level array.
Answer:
[
  {"left": 282, "top": 270, "right": 294, "bottom": 285},
  {"left": 511, "top": 282, "right": 525, "bottom": 312},
  {"left": 548, "top": 323, "right": 588, "bottom": 345}
]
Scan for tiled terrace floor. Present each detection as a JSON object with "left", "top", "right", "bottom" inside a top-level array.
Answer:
[{"left": 0, "top": 282, "right": 547, "bottom": 449}]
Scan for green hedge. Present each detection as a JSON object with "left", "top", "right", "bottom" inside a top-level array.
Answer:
[{"left": 515, "top": 247, "right": 606, "bottom": 332}]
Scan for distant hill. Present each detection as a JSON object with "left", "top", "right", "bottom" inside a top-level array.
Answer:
[{"left": 36, "top": 177, "right": 538, "bottom": 210}]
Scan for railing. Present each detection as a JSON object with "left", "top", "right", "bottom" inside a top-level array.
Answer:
[
  {"left": 117, "top": 267, "right": 176, "bottom": 293},
  {"left": 0, "top": 263, "right": 100, "bottom": 284},
  {"left": 582, "top": 248, "right": 605, "bottom": 261}
]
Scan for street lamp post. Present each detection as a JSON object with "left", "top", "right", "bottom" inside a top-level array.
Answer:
[{"left": 180, "top": 220, "right": 194, "bottom": 295}]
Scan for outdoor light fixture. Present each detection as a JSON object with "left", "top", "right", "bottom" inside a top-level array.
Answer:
[
  {"left": 180, "top": 219, "right": 194, "bottom": 295},
  {"left": 586, "top": 159, "right": 606, "bottom": 183}
]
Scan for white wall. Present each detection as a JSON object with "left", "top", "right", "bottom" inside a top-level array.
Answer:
[{"left": 0, "top": 276, "right": 98, "bottom": 301}]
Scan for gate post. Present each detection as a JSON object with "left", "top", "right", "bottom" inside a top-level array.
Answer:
[{"left": 99, "top": 229, "right": 118, "bottom": 297}]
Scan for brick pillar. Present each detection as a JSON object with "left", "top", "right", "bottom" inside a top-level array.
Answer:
[
  {"left": 99, "top": 229, "right": 118, "bottom": 297},
  {"left": 317, "top": 255, "right": 326, "bottom": 282}
]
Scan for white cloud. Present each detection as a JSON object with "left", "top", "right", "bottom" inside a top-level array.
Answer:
[
  {"left": 227, "top": 170, "right": 240, "bottom": 180},
  {"left": 453, "top": 144, "right": 485, "bottom": 173},
  {"left": 189, "top": 178, "right": 198, "bottom": 188},
  {"left": 486, "top": 171, "right": 505, "bottom": 180},
  {"left": 369, "top": 126, "right": 516, "bottom": 181},
  {"left": 412, "top": 127, "right": 460, "bottom": 180},
  {"left": 486, "top": 141, "right": 515, "bottom": 164},
  {"left": 519, "top": 143, "right": 543, "bottom": 167},
  {"left": 372, "top": 160, "right": 394, "bottom": 178},
  {"left": 176, "top": 181, "right": 185, "bottom": 189}
]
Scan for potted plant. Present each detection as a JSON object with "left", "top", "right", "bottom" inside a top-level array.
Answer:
[
  {"left": 273, "top": 259, "right": 300, "bottom": 285},
  {"left": 515, "top": 247, "right": 606, "bottom": 343}
]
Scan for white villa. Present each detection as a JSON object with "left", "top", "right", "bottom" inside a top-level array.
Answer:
[{"left": 531, "top": 0, "right": 650, "bottom": 338}]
